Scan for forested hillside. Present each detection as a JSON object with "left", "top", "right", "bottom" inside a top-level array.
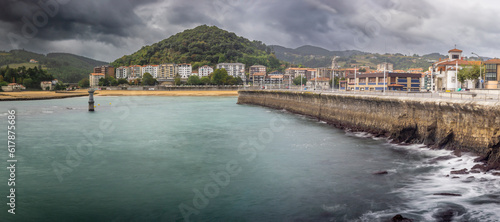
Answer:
[
  {"left": 111, "top": 25, "right": 286, "bottom": 71},
  {"left": 0, "top": 50, "right": 108, "bottom": 82}
]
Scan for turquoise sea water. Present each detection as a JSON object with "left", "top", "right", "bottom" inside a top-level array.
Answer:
[{"left": 0, "top": 96, "right": 499, "bottom": 221}]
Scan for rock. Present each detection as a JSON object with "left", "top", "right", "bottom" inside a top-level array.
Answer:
[
  {"left": 450, "top": 168, "right": 469, "bottom": 174},
  {"left": 391, "top": 214, "right": 413, "bottom": 222},
  {"left": 452, "top": 176, "right": 460, "bottom": 179},
  {"left": 471, "top": 164, "right": 487, "bottom": 171},
  {"left": 470, "top": 170, "right": 480, "bottom": 174},
  {"left": 373, "top": 171, "right": 388, "bottom": 175},
  {"left": 433, "top": 193, "right": 462, "bottom": 196},
  {"left": 492, "top": 172, "right": 500, "bottom": 176},
  {"left": 428, "top": 155, "right": 455, "bottom": 164}
]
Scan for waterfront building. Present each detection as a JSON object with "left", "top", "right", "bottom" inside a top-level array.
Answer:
[
  {"left": 377, "top": 62, "right": 394, "bottom": 72},
  {"left": 89, "top": 73, "right": 105, "bottom": 87},
  {"left": 115, "top": 66, "right": 131, "bottom": 79},
  {"left": 307, "top": 77, "right": 330, "bottom": 90},
  {"left": 129, "top": 65, "right": 142, "bottom": 79},
  {"left": 432, "top": 48, "right": 481, "bottom": 91},
  {"left": 285, "top": 68, "right": 307, "bottom": 79},
  {"left": 40, "top": 81, "right": 53, "bottom": 90},
  {"left": 306, "top": 69, "right": 317, "bottom": 80},
  {"left": 343, "top": 72, "right": 421, "bottom": 91},
  {"left": 484, "top": 59, "right": 500, "bottom": 89},
  {"left": 94, "top": 65, "right": 115, "bottom": 78},
  {"left": 216, "top": 63, "right": 246, "bottom": 81},
  {"left": 252, "top": 72, "right": 266, "bottom": 86},
  {"left": 178, "top": 63, "right": 192, "bottom": 79},
  {"left": 142, "top": 65, "right": 159, "bottom": 78},
  {"left": 316, "top": 68, "right": 334, "bottom": 79},
  {"left": 198, "top": 65, "right": 213, "bottom": 77},
  {"left": 250, "top": 65, "right": 266, "bottom": 82},
  {"left": 158, "top": 63, "right": 178, "bottom": 80}
]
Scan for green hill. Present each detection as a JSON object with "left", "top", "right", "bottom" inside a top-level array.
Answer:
[
  {"left": 0, "top": 50, "right": 108, "bottom": 82},
  {"left": 111, "top": 25, "right": 285, "bottom": 71},
  {"left": 271, "top": 45, "right": 448, "bottom": 71}
]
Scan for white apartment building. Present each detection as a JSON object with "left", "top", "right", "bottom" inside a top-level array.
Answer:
[
  {"left": 216, "top": 63, "right": 246, "bottom": 81},
  {"left": 89, "top": 73, "right": 105, "bottom": 87},
  {"left": 178, "top": 63, "right": 192, "bottom": 79},
  {"left": 198, "top": 65, "right": 213, "bottom": 77},
  {"left": 142, "top": 65, "right": 159, "bottom": 78},
  {"left": 116, "top": 66, "right": 131, "bottom": 79}
]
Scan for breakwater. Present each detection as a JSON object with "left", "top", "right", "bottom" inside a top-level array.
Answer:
[{"left": 237, "top": 90, "right": 500, "bottom": 170}]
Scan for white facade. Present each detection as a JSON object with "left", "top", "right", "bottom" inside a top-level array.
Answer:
[
  {"left": 142, "top": 65, "right": 158, "bottom": 78},
  {"left": 116, "top": 66, "right": 131, "bottom": 79},
  {"left": 216, "top": 63, "right": 246, "bottom": 81},
  {"left": 178, "top": 64, "right": 192, "bottom": 79},
  {"left": 198, "top": 65, "right": 214, "bottom": 77},
  {"left": 89, "top": 73, "right": 105, "bottom": 87}
]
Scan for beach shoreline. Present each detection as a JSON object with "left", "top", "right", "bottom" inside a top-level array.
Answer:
[{"left": 0, "top": 90, "right": 238, "bottom": 101}]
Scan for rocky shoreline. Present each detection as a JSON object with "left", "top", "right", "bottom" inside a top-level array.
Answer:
[{"left": 237, "top": 90, "right": 500, "bottom": 171}]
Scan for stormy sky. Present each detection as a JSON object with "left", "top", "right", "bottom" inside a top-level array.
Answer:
[{"left": 0, "top": 0, "right": 499, "bottom": 62}]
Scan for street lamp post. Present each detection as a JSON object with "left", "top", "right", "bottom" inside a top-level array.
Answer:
[{"left": 472, "top": 52, "right": 483, "bottom": 89}]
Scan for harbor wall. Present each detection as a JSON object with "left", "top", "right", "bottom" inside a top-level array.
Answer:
[{"left": 237, "top": 90, "right": 500, "bottom": 169}]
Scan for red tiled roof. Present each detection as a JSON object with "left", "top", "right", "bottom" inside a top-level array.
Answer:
[
  {"left": 311, "top": 77, "right": 330, "bottom": 81},
  {"left": 484, "top": 59, "right": 500, "bottom": 64},
  {"left": 448, "top": 48, "right": 463, "bottom": 53}
]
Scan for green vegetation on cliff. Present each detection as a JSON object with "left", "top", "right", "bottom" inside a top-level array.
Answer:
[
  {"left": 111, "top": 25, "right": 286, "bottom": 71},
  {"left": 0, "top": 49, "right": 108, "bottom": 83}
]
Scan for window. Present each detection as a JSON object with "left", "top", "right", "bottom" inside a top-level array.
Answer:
[
  {"left": 452, "top": 55, "right": 459, "bottom": 59},
  {"left": 485, "top": 64, "right": 497, "bottom": 81},
  {"left": 368, "top": 77, "right": 376, "bottom": 83}
]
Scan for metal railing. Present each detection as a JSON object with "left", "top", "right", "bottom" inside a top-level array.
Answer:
[{"left": 248, "top": 85, "right": 500, "bottom": 102}]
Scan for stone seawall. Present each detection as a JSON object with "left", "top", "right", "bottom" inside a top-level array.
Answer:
[{"left": 237, "top": 90, "right": 500, "bottom": 170}]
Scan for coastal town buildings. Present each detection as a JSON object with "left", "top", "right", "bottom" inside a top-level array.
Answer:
[
  {"left": 198, "top": 65, "right": 213, "bottom": 77},
  {"left": 307, "top": 77, "right": 330, "bottom": 90},
  {"left": 484, "top": 59, "right": 500, "bottom": 89},
  {"left": 1, "top": 83, "right": 26, "bottom": 92},
  {"left": 432, "top": 48, "right": 480, "bottom": 91},
  {"left": 142, "top": 65, "right": 159, "bottom": 78},
  {"left": 115, "top": 66, "right": 131, "bottom": 79},
  {"left": 343, "top": 72, "right": 421, "bottom": 91},
  {"left": 250, "top": 65, "right": 266, "bottom": 82},
  {"left": 130, "top": 65, "right": 142, "bottom": 79},
  {"left": 216, "top": 63, "right": 246, "bottom": 81},
  {"left": 158, "top": 63, "right": 178, "bottom": 79},
  {"left": 89, "top": 73, "right": 105, "bottom": 87},
  {"left": 178, "top": 63, "right": 192, "bottom": 78},
  {"left": 377, "top": 62, "right": 393, "bottom": 72},
  {"left": 93, "top": 65, "right": 115, "bottom": 78}
]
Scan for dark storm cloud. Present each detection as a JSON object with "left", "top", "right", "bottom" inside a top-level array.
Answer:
[{"left": 1, "top": 0, "right": 500, "bottom": 61}]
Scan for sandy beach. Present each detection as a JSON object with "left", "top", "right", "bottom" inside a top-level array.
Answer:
[{"left": 0, "top": 90, "right": 238, "bottom": 101}]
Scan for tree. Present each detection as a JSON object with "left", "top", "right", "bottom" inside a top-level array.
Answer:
[
  {"left": 293, "top": 76, "right": 307, "bottom": 86},
  {"left": 187, "top": 75, "right": 201, "bottom": 85},
  {"left": 23, "top": 78, "right": 33, "bottom": 88},
  {"left": 211, "top": 68, "right": 229, "bottom": 85},
  {"left": 78, "top": 78, "right": 90, "bottom": 88},
  {"left": 117, "top": 78, "right": 129, "bottom": 85},
  {"left": 200, "top": 76, "right": 211, "bottom": 85},
  {"left": 142, "top": 73, "right": 156, "bottom": 85},
  {"left": 54, "top": 81, "right": 66, "bottom": 90},
  {"left": 174, "top": 77, "right": 182, "bottom": 85},
  {"left": 458, "top": 64, "right": 482, "bottom": 84},
  {"left": 110, "top": 79, "right": 119, "bottom": 86},
  {"left": 329, "top": 77, "right": 340, "bottom": 88},
  {"left": 359, "top": 68, "right": 366, "bottom": 72}
]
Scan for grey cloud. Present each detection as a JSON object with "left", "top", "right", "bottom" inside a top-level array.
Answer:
[{"left": 1, "top": 0, "right": 500, "bottom": 61}]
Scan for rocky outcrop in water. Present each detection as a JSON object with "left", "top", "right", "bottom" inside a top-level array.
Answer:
[{"left": 237, "top": 90, "right": 500, "bottom": 170}]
